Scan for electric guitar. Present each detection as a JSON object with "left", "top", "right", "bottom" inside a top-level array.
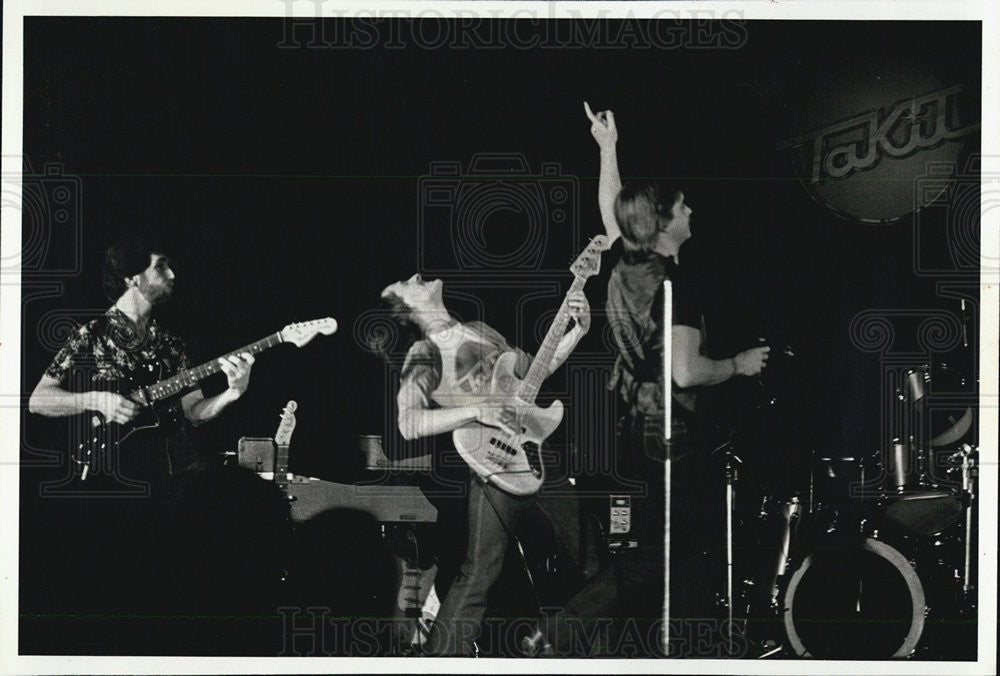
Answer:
[
  {"left": 273, "top": 400, "right": 297, "bottom": 497},
  {"left": 72, "top": 318, "right": 336, "bottom": 479},
  {"left": 452, "top": 236, "right": 609, "bottom": 496}
]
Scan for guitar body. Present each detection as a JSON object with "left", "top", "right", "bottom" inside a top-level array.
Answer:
[
  {"left": 72, "top": 368, "right": 191, "bottom": 479},
  {"left": 448, "top": 236, "right": 608, "bottom": 496},
  {"left": 64, "top": 317, "right": 336, "bottom": 479},
  {"left": 452, "top": 351, "right": 564, "bottom": 496}
]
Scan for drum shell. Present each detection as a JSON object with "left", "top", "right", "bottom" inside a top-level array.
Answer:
[
  {"left": 875, "top": 489, "right": 963, "bottom": 537},
  {"left": 782, "top": 535, "right": 926, "bottom": 659},
  {"left": 782, "top": 524, "right": 968, "bottom": 660}
]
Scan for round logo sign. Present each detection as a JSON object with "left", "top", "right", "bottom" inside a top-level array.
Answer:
[{"left": 778, "top": 57, "right": 978, "bottom": 223}]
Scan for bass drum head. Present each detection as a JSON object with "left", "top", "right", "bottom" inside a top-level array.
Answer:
[{"left": 784, "top": 537, "right": 925, "bottom": 659}]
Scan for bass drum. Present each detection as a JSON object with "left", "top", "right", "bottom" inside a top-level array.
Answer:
[{"left": 783, "top": 536, "right": 925, "bottom": 659}]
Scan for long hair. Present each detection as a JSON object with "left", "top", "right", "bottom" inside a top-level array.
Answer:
[
  {"left": 614, "top": 181, "right": 682, "bottom": 253},
  {"left": 369, "top": 290, "right": 424, "bottom": 365}
]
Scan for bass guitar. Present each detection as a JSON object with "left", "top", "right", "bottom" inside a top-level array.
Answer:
[
  {"left": 73, "top": 318, "right": 336, "bottom": 479},
  {"left": 452, "top": 236, "right": 608, "bottom": 496}
]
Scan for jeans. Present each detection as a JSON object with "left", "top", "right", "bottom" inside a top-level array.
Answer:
[{"left": 425, "top": 475, "right": 581, "bottom": 656}]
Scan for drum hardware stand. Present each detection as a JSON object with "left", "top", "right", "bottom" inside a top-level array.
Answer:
[
  {"left": 913, "top": 433, "right": 929, "bottom": 488},
  {"left": 767, "top": 496, "right": 801, "bottom": 611},
  {"left": 889, "top": 437, "right": 909, "bottom": 492},
  {"left": 757, "top": 641, "right": 785, "bottom": 659},
  {"left": 955, "top": 444, "right": 976, "bottom": 598},
  {"left": 807, "top": 450, "right": 815, "bottom": 515}
]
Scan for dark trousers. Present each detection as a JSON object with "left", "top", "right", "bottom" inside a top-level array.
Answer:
[
  {"left": 425, "top": 475, "right": 581, "bottom": 656},
  {"left": 539, "top": 413, "right": 725, "bottom": 657}
]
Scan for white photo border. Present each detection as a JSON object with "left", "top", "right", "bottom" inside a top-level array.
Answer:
[{"left": 2, "top": 1, "right": 996, "bottom": 674}]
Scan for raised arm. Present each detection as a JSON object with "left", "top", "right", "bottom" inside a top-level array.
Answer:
[
  {"left": 181, "top": 352, "right": 254, "bottom": 425},
  {"left": 584, "top": 101, "right": 622, "bottom": 243},
  {"left": 544, "top": 290, "right": 591, "bottom": 375}
]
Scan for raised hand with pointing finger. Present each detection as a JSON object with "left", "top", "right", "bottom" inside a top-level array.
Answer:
[
  {"left": 584, "top": 101, "right": 618, "bottom": 152},
  {"left": 583, "top": 100, "right": 624, "bottom": 242}
]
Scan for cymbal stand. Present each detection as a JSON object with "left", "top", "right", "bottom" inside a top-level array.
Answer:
[
  {"left": 766, "top": 496, "right": 801, "bottom": 611},
  {"left": 958, "top": 444, "right": 976, "bottom": 597}
]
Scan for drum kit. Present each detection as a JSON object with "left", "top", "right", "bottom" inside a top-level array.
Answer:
[{"left": 755, "top": 362, "right": 979, "bottom": 660}]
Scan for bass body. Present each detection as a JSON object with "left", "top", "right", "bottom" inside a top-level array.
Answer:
[
  {"left": 451, "top": 236, "right": 609, "bottom": 497},
  {"left": 452, "top": 351, "right": 564, "bottom": 496}
]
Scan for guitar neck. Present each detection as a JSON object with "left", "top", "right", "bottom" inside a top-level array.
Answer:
[
  {"left": 275, "top": 444, "right": 290, "bottom": 494},
  {"left": 134, "top": 332, "right": 283, "bottom": 403},
  {"left": 518, "top": 276, "right": 587, "bottom": 404}
]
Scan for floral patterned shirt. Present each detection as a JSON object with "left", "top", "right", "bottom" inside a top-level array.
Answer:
[{"left": 45, "top": 306, "right": 197, "bottom": 424}]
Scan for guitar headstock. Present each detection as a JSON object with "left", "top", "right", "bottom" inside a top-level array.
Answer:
[
  {"left": 275, "top": 400, "right": 298, "bottom": 446},
  {"left": 569, "top": 235, "right": 611, "bottom": 280},
  {"left": 281, "top": 317, "right": 338, "bottom": 347}
]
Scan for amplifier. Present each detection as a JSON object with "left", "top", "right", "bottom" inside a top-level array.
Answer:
[
  {"left": 360, "top": 435, "right": 432, "bottom": 472},
  {"left": 237, "top": 436, "right": 275, "bottom": 473},
  {"left": 288, "top": 477, "right": 437, "bottom": 524},
  {"left": 606, "top": 495, "right": 639, "bottom": 551},
  {"left": 608, "top": 495, "right": 632, "bottom": 534}
]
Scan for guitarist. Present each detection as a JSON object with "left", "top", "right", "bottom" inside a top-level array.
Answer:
[
  {"left": 380, "top": 272, "right": 591, "bottom": 656},
  {"left": 26, "top": 237, "right": 259, "bottom": 632},
  {"left": 28, "top": 237, "right": 256, "bottom": 493}
]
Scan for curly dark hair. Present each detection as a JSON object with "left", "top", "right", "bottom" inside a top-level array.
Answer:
[{"left": 102, "top": 237, "right": 167, "bottom": 301}]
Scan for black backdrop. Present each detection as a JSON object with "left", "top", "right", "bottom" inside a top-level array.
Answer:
[{"left": 20, "top": 18, "right": 980, "bottom": 489}]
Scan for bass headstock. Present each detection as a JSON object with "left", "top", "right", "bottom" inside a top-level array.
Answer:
[{"left": 569, "top": 235, "right": 611, "bottom": 280}]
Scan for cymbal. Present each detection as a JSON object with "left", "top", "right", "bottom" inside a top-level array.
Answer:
[{"left": 930, "top": 407, "right": 973, "bottom": 447}]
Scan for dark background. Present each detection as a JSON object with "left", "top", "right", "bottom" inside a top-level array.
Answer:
[
  {"left": 17, "top": 19, "right": 981, "bottom": 655},
  {"left": 20, "top": 18, "right": 980, "bottom": 478}
]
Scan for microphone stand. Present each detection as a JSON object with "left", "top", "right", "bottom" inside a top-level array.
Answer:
[{"left": 662, "top": 280, "right": 673, "bottom": 657}]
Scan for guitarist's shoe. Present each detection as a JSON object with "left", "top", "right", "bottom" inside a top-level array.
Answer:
[{"left": 519, "top": 626, "right": 555, "bottom": 657}]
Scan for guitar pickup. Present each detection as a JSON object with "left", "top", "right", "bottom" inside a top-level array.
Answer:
[{"left": 488, "top": 438, "right": 517, "bottom": 456}]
